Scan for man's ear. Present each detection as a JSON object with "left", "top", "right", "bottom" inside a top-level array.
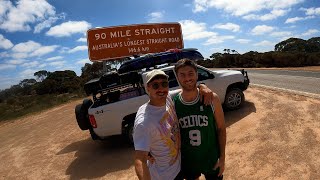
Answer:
[{"left": 146, "top": 84, "right": 151, "bottom": 95}]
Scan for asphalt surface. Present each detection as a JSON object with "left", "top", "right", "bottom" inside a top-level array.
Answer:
[{"left": 247, "top": 70, "right": 320, "bottom": 95}]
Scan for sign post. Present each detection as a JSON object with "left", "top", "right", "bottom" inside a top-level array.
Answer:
[{"left": 87, "top": 23, "right": 184, "bottom": 61}]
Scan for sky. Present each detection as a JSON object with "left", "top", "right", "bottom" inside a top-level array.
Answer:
[{"left": 0, "top": 0, "right": 319, "bottom": 90}]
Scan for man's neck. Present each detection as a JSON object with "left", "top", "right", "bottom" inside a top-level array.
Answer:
[
  {"left": 149, "top": 99, "right": 166, "bottom": 106},
  {"left": 181, "top": 88, "right": 198, "bottom": 102}
]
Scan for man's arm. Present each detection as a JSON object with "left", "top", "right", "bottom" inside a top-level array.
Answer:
[
  {"left": 134, "top": 150, "right": 151, "bottom": 180},
  {"left": 212, "top": 93, "right": 226, "bottom": 176},
  {"left": 198, "top": 84, "right": 213, "bottom": 105}
]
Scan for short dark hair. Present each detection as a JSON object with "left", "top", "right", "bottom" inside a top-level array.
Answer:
[{"left": 174, "top": 58, "right": 197, "bottom": 73}]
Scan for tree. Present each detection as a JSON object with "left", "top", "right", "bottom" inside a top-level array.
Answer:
[
  {"left": 34, "top": 70, "right": 82, "bottom": 94},
  {"left": 19, "top": 79, "right": 37, "bottom": 88},
  {"left": 210, "top": 52, "right": 223, "bottom": 60},
  {"left": 34, "top": 70, "right": 50, "bottom": 82},
  {"left": 81, "top": 62, "right": 104, "bottom": 82},
  {"left": 274, "top": 37, "right": 320, "bottom": 53},
  {"left": 231, "top": 49, "right": 239, "bottom": 54},
  {"left": 223, "top": 49, "right": 230, "bottom": 54},
  {"left": 306, "top": 37, "right": 320, "bottom": 53}
]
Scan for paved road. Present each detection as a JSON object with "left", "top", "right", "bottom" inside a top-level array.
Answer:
[{"left": 247, "top": 70, "right": 320, "bottom": 95}]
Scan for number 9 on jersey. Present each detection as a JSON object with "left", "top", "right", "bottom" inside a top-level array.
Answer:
[{"left": 189, "top": 130, "right": 201, "bottom": 146}]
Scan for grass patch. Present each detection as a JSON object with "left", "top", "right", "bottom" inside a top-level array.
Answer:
[{"left": 0, "top": 93, "right": 86, "bottom": 122}]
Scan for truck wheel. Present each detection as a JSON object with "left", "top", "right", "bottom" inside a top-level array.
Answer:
[
  {"left": 224, "top": 88, "right": 244, "bottom": 110},
  {"left": 89, "top": 128, "right": 101, "bottom": 140},
  {"left": 82, "top": 99, "right": 93, "bottom": 109},
  {"left": 127, "top": 123, "right": 134, "bottom": 144},
  {"left": 75, "top": 103, "right": 91, "bottom": 130}
]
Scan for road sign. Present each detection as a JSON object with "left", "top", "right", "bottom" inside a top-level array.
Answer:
[{"left": 87, "top": 22, "right": 184, "bottom": 61}]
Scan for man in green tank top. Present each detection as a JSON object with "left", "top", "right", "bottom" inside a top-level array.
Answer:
[{"left": 173, "top": 59, "right": 226, "bottom": 180}]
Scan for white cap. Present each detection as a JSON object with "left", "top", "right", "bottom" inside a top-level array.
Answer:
[{"left": 145, "top": 69, "right": 169, "bottom": 84}]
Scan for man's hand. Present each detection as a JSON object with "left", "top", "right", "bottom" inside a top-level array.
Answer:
[
  {"left": 213, "top": 158, "right": 225, "bottom": 177},
  {"left": 134, "top": 150, "right": 151, "bottom": 180},
  {"left": 147, "top": 152, "right": 155, "bottom": 164},
  {"left": 198, "top": 84, "right": 213, "bottom": 105}
]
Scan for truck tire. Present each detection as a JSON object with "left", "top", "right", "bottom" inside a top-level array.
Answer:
[
  {"left": 82, "top": 99, "right": 93, "bottom": 109},
  {"left": 224, "top": 88, "right": 244, "bottom": 110},
  {"left": 75, "top": 99, "right": 92, "bottom": 130},
  {"left": 89, "top": 128, "right": 101, "bottom": 140},
  {"left": 127, "top": 123, "right": 134, "bottom": 144}
]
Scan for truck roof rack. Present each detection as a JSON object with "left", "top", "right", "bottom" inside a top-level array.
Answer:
[{"left": 118, "top": 48, "right": 203, "bottom": 74}]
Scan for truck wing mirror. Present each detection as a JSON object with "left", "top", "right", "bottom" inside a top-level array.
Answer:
[{"left": 209, "top": 73, "right": 215, "bottom": 79}]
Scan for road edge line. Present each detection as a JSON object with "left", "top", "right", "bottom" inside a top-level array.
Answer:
[{"left": 250, "top": 84, "right": 320, "bottom": 99}]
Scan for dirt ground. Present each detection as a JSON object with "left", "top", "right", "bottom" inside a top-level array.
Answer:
[{"left": 0, "top": 87, "right": 319, "bottom": 180}]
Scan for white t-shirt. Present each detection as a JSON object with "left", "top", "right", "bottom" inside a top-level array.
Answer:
[{"left": 133, "top": 95, "right": 181, "bottom": 180}]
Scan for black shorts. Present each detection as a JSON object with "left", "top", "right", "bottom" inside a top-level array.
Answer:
[
  {"left": 183, "top": 171, "right": 223, "bottom": 180},
  {"left": 174, "top": 170, "right": 184, "bottom": 180}
]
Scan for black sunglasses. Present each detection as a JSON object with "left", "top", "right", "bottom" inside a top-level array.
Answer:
[{"left": 149, "top": 81, "right": 169, "bottom": 90}]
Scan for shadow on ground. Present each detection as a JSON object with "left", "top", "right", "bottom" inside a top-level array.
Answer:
[
  {"left": 57, "top": 136, "right": 133, "bottom": 180},
  {"left": 224, "top": 101, "right": 256, "bottom": 127}
]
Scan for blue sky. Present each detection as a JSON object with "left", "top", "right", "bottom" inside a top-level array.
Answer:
[{"left": 0, "top": 0, "right": 319, "bottom": 90}]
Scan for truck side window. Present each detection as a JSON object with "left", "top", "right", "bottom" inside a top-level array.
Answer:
[
  {"left": 164, "top": 70, "right": 179, "bottom": 88},
  {"left": 197, "top": 68, "right": 210, "bottom": 81}
]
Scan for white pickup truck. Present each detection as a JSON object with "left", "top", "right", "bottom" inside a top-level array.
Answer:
[{"left": 75, "top": 49, "right": 249, "bottom": 142}]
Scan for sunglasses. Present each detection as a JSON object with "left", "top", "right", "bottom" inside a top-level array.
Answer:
[{"left": 149, "top": 81, "right": 169, "bottom": 90}]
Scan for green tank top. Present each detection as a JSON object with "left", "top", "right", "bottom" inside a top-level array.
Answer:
[{"left": 173, "top": 92, "right": 219, "bottom": 173}]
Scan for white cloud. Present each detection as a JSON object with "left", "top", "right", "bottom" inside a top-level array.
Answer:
[
  {"left": 254, "top": 40, "right": 274, "bottom": 46},
  {"left": 77, "top": 37, "right": 87, "bottom": 42},
  {"left": 77, "top": 58, "right": 91, "bottom": 65},
  {"left": 11, "top": 40, "right": 58, "bottom": 57},
  {"left": 38, "top": 64, "right": 46, "bottom": 68},
  {"left": 0, "top": 64, "right": 16, "bottom": 70},
  {"left": 34, "top": 13, "right": 65, "bottom": 33},
  {"left": 212, "top": 23, "right": 240, "bottom": 32},
  {"left": 243, "top": 9, "right": 289, "bottom": 21},
  {"left": 0, "top": 1, "right": 12, "bottom": 17},
  {"left": 6, "top": 59, "right": 26, "bottom": 65},
  {"left": 285, "top": 16, "right": 314, "bottom": 23},
  {"left": 30, "top": 45, "right": 58, "bottom": 57},
  {"left": 204, "top": 35, "right": 235, "bottom": 45},
  {"left": 68, "top": 46, "right": 87, "bottom": 53},
  {"left": 285, "top": 17, "right": 303, "bottom": 23},
  {"left": 300, "top": 7, "right": 320, "bottom": 16},
  {"left": 11, "top": 53, "right": 28, "bottom": 59},
  {"left": 22, "top": 61, "right": 40, "bottom": 68},
  {"left": 0, "top": 76, "right": 21, "bottom": 90},
  {"left": 270, "top": 31, "right": 292, "bottom": 37},
  {"left": 20, "top": 69, "right": 36, "bottom": 78},
  {"left": 192, "top": 0, "right": 303, "bottom": 16},
  {"left": 46, "top": 56, "right": 63, "bottom": 61},
  {"left": 59, "top": 47, "right": 70, "bottom": 53},
  {"left": 236, "top": 39, "right": 251, "bottom": 44},
  {"left": 301, "top": 29, "right": 319, "bottom": 36},
  {"left": 148, "top": 11, "right": 164, "bottom": 23},
  {"left": 46, "top": 21, "right": 92, "bottom": 37},
  {"left": 179, "top": 20, "right": 216, "bottom": 40},
  {"left": 251, "top": 25, "right": 274, "bottom": 35},
  {"left": 12, "top": 41, "right": 41, "bottom": 53},
  {"left": 0, "top": 0, "right": 56, "bottom": 32},
  {"left": 49, "top": 61, "right": 65, "bottom": 67},
  {"left": 0, "top": 34, "right": 13, "bottom": 49},
  {"left": 0, "top": 52, "right": 10, "bottom": 58}
]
